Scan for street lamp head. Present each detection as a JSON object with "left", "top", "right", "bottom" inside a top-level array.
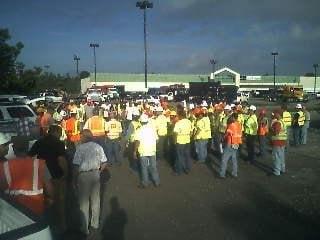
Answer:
[
  {"left": 271, "top": 52, "right": 279, "bottom": 56},
  {"left": 136, "top": 1, "right": 153, "bottom": 9},
  {"left": 210, "top": 59, "right": 217, "bottom": 65},
  {"left": 90, "top": 43, "right": 99, "bottom": 48},
  {"left": 313, "top": 63, "right": 319, "bottom": 68}
]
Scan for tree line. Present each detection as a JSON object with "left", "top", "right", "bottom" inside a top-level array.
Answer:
[{"left": 0, "top": 28, "right": 89, "bottom": 95}]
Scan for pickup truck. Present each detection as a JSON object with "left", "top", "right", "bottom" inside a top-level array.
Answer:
[{"left": 0, "top": 194, "right": 52, "bottom": 240}]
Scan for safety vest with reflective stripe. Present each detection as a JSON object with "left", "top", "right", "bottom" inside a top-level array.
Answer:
[
  {"left": 282, "top": 111, "right": 292, "bottom": 127},
  {"left": 65, "top": 117, "right": 80, "bottom": 142},
  {"left": 88, "top": 116, "right": 106, "bottom": 137},
  {"left": 203, "top": 116, "right": 212, "bottom": 139},
  {"left": 3, "top": 158, "right": 45, "bottom": 215},
  {"left": 297, "top": 111, "right": 305, "bottom": 126},
  {"left": 106, "top": 119, "right": 122, "bottom": 140},
  {"left": 219, "top": 114, "right": 229, "bottom": 133},
  {"left": 271, "top": 119, "right": 287, "bottom": 141},
  {"left": 244, "top": 114, "right": 258, "bottom": 135},
  {"left": 258, "top": 117, "right": 269, "bottom": 136},
  {"left": 225, "top": 121, "right": 242, "bottom": 145},
  {"left": 156, "top": 114, "right": 168, "bottom": 136}
]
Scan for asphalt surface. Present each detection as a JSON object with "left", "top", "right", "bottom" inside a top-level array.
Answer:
[{"left": 61, "top": 99, "right": 320, "bottom": 240}]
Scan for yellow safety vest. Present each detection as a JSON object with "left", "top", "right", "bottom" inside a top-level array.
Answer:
[
  {"left": 244, "top": 114, "right": 258, "bottom": 135},
  {"left": 156, "top": 115, "right": 168, "bottom": 137},
  {"left": 297, "top": 111, "right": 305, "bottom": 126},
  {"left": 282, "top": 111, "right": 292, "bottom": 127},
  {"left": 129, "top": 121, "right": 141, "bottom": 143},
  {"left": 106, "top": 119, "right": 122, "bottom": 140},
  {"left": 271, "top": 119, "right": 287, "bottom": 141}
]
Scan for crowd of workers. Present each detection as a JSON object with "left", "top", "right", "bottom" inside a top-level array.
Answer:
[{"left": 0, "top": 97, "right": 311, "bottom": 238}]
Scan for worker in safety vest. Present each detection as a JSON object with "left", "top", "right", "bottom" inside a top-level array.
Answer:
[
  {"left": 173, "top": 110, "right": 193, "bottom": 175},
  {"left": 125, "top": 110, "right": 141, "bottom": 173},
  {"left": 84, "top": 107, "right": 107, "bottom": 153},
  {"left": 270, "top": 110, "right": 287, "bottom": 176},
  {"left": 133, "top": 113, "right": 160, "bottom": 188},
  {"left": 0, "top": 135, "right": 53, "bottom": 216},
  {"left": 218, "top": 105, "right": 232, "bottom": 155},
  {"left": 257, "top": 109, "right": 269, "bottom": 157},
  {"left": 292, "top": 103, "right": 305, "bottom": 146},
  {"left": 65, "top": 111, "right": 81, "bottom": 144},
  {"left": 219, "top": 112, "right": 242, "bottom": 178},
  {"left": 105, "top": 111, "right": 123, "bottom": 165},
  {"left": 244, "top": 105, "right": 258, "bottom": 163},
  {"left": 281, "top": 105, "right": 292, "bottom": 148},
  {"left": 193, "top": 108, "right": 211, "bottom": 163},
  {"left": 301, "top": 106, "right": 310, "bottom": 145},
  {"left": 155, "top": 106, "right": 169, "bottom": 160}
]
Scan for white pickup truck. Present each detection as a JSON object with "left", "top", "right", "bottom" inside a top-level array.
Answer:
[{"left": 0, "top": 194, "right": 52, "bottom": 240}]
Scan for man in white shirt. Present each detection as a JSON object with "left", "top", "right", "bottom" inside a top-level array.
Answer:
[
  {"left": 72, "top": 129, "right": 108, "bottom": 236},
  {"left": 133, "top": 114, "right": 160, "bottom": 188}
]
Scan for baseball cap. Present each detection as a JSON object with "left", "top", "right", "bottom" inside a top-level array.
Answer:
[{"left": 0, "top": 133, "right": 11, "bottom": 145}]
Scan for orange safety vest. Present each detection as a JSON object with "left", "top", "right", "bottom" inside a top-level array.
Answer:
[
  {"left": 88, "top": 116, "right": 105, "bottom": 137},
  {"left": 3, "top": 158, "right": 46, "bottom": 215},
  {"left": 65, "top": 117, "right": 80, "bottom": 142},
  {"left": 258, "top": 117, "right": 269, "bottom": 136},
  {"left": 225, "top": 121, "right": 242, "bottom": 145}
]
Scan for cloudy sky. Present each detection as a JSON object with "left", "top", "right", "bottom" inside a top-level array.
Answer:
[{"left": 1, "top": 0, "right": 320, "bottom": 75}]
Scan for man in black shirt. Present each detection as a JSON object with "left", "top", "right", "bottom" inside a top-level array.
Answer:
[{"left": 29, "top": 125, "right": 67, "bottom": 234}]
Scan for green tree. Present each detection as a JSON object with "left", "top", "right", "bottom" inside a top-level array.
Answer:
[{"left": 0, "top": 28, "right": 24, "bottom": 93}]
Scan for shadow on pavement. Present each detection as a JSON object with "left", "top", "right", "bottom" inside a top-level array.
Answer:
[
  {"left": 215, "top": 185, "right": 320, "bottom": 240},
  {"left": 101, "top": 196, "right": 128, "bottom": 240}
]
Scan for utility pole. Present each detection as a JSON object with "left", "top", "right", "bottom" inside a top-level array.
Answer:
[
  {"left": 136, "top": 1, "right": 153, "bottom": 89},
  {"left": 90, "top": 43, "right": 99, "bottom": 85},
  {"left": 271, "top": 52, "right": 278, "bottom": 90},
  {"left": 313, "top": 63, "right": 319, "bottom": 94},
  {"left": 73, "top": 54, "right": 80, "bottom": 76}
]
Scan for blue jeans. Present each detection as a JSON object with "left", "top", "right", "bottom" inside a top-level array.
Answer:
[
  {"left": 292, "top": 127, "right": 302, "bottom": 145},
  {"left": 175, "top": 143, "right": 192, "bottom": 174},
  {"left": 258, "top": 135, "right": 267, "bottom": 156},
  {"left": 301, "top": 125, "right": 308, "bottom": 145},
  {"left": 195, "top": 139, "right": 208, "bottom": 162},
  {"left": 246, "top": 135, "right": 256, "bottom": 162},
  {"left": 140, "top": 155, "right": 160, "bottom": 186},
  {"left": 272, "top": 145, "right": 285, "bottom": 175},
  {"left": 105, "top": 138, "right": 121, "bottom": 164},
  {"left": 286, "top": 127, "right": 291, "bottom": 148},
  {"left": 220, "top": 145, "right": 238, "bottom": 177}
]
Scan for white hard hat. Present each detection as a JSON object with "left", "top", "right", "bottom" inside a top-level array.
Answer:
[
  {"left": 156, "top": 106, "right": 164, "bottom": 112},
  {"left": 296, "top": 103, "right": 302, "bottom": 109},
  {"left": 0, "top": 133, "right": 11, "bottom": 145},
  {"left": 224, "top": 105, "right": 232, "bottom": 110},
  {"left": 249, "top": 105, "right": 257, "bottom": 111},
  {"left": 140, "top": 113, "right": 149, "bottom": 123},
  {"left": 230, "top": 104, "right": 236, "bottom": 108}
]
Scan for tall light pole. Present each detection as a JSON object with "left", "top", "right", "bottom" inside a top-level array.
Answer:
[
  {"left": 314, "top": 63, "right": 319, "bottom": 94},
  {"left": 136, "top": 0, "right": 153, "bottom": 89},
  {"left": 90, "top": 43, "right": 99, "bottom": 85},
  {"left": 209, "top": 58, "right": 217, "bottom": 82},
  {"left": 73, "top": 54, "right": 80, "bottom": 76},
  {"left": 271, "top": 52, "right": 278, "bottom": 90}
]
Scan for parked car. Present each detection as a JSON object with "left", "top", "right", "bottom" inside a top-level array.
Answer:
[{"left": 0, "top": 102, "right": 37, "bottom": 136}]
